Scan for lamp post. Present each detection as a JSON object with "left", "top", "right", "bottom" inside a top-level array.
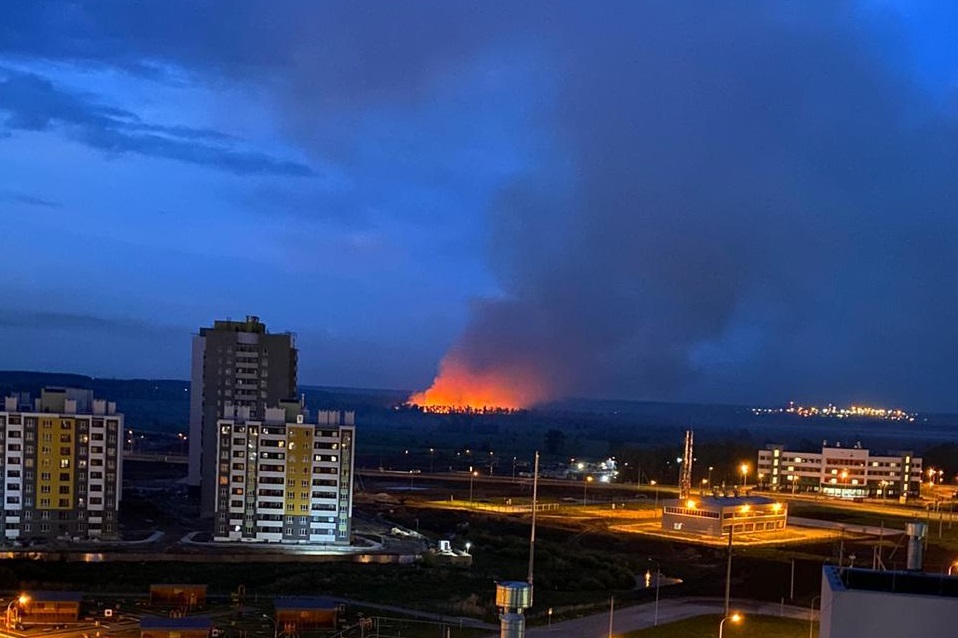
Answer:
[
  {"left": 719, "top": 612, "right": 742, "bottom": 638},
  {"left": 262, "top": 614, "right": 279, "bottom": 638},
  {"left": 708, "top": 466, "right": 714, "bottom": 489},
  {"left": 583, "top": 476, "right": 593, "bottom": 505},
  {"left": 429, "top": 448, "right": 435, "bottom": 473},
  {"left": 6, "top": 594, "right": 27, "bottom": 630},
  {"left": 469, "top": 468, "right": 477, "bottom": 503},
  {"left": 740, "top": 464, "right": 749, "bottom": 489},
  {"left": 647, "top": 559, "right": 661, "bottom": 626},
  {"left": 650, "top": 480, "right": 659, "bottom": 511},
  {"left": 809, "top": 595, "right": 821, "bottom": 638}
]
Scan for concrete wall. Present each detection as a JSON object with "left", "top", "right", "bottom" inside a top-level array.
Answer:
[{"left": 821, "top": 574, "right": 958, "bottom": 637}]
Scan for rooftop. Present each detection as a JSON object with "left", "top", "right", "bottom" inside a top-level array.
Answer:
[
  {"left": 140, "top": 616, "right": 213, "bottom": 630},
  {"left": 273, "top": 597, "right": 338, "bottom": 611},
  {"left": 23, "top": 591, "right": 84, "bottom": 602},
  {"left": 670, "top": 496, "right": 779, "bottom": 508},
  {"left": 826, "top": 565, "right": 958, "bottom": 598}
]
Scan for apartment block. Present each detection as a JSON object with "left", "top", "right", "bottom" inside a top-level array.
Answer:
[
  {"left": 0, "top": 387, "right": 122, "bottom": 541},
  {"left": 757, "top": 442, "right": 921, "bottom": 501},
  {"left": 213, "top": 407, "right": 355, "bottom": 544},
  {"left": 189, "top": 315, "right": 297, "bottom": 518}
]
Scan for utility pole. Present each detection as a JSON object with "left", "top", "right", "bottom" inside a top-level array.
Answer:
[
  {"left": 607, "top": 596, "right": 614, "bottom": 638},
  {"left": 725, "top": 526, "right": 734, "bottom": 616}
]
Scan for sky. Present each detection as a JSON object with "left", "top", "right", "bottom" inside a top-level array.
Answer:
[{"left": 2, "top": 1, "right": 958, "bottom": 411}]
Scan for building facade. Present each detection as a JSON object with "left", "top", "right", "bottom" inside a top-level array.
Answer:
[
  {"left": 213, "top": 408, "right": 355, "bottom": 544},
  {"left": 0, "top": 388, "right": 122, "bottom": 541},
  {"left": 757, "top": 443, "right": 922, "bottom": 500},
  {"left": 661, "top": 495, "right": 787, "bottom": 536},
  {"left": 820, "top": 566, "right": 958, "bottom": 638},
  {"left": 189, "top": 315, "right": 298, "bottom": 518}
]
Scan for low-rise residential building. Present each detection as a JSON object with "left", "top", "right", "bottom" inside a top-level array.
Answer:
[
  {"left": 757, "top": 442, "right": 921, "bottom": 501},
  {"left": 0, "top": 388, "right": 123, "bottom": 541},
  {"left": 661, "top": 495, "right": 787, "bottom": 537},
  {"left": 213, "top": 406, "right": 355, "bottom": 544}
]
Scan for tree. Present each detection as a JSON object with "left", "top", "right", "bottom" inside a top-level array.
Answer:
[{"left": 544, "top": 428, "right": 566, "bottom": 455}]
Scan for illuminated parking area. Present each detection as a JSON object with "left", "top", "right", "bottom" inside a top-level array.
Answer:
[{"left": 661, "top": 496, "right": 788, "bottom": 536}]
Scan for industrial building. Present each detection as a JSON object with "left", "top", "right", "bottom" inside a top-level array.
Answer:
[
  {"left": 661, "top": 495, "right": 787, "bottom": 536},
  {"left": 140, "top": 616, "right": 212, "bottom": 638},
  {"left": 757, "top": 442, "right": 922, "bottom": 501},
  {"left": 11, "top": 591, "right": 84, "bottom": 627},
  {"left": 0, "top": 388, "right": 122, "bottom": 541},
  {"left": 274, "top": 597, "right": 340, "bottom": 631},
  {"left": 189, "top": 315, "right": 298, "bottom": 518},
  {"left": 213, "top": 407, "right": 355, "bottom": 544}
]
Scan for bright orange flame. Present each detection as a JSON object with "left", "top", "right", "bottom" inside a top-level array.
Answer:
[{"left": 409, "top": 355, "right": 547, "bottom": 412}]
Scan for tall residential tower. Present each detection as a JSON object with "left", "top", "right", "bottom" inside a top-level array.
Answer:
[
  {"left": 0, "top": 387, "right": 123, "bottom": 540},
  {"left": 189, "top": 316, "right": 297, "bottom": 517},
  {"left": 213, "top": 407, "right": 355, "bottom": 544}
]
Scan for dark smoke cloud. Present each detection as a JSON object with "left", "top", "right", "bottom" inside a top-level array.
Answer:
[{"left": 8, "top": 1, "right": 958, "bottom": 408}]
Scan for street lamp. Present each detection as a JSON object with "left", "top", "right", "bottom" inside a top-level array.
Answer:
[
  {"left": 740, "top": 464, "right": 749, "bottom": 488},
  {"left": 708, "top": 466, "right": 714, "bottom": 488},
  {"left": 262, "top": 614, "right": 279, "bottom": 638},
  {"left": 719, "top": 612, "right": 743, "bottom": 638},
  {"left": 6, "top": 594, "right": 28, "bottom": 630},
  {"left": 469, "top": 467, "right": 478, "bottom": 503},
  {"left": 429, "top": 448, "right": 435, "bottom": 473},
  {"left": 583, "top": 476, "right": 594, "bottom": 505}
]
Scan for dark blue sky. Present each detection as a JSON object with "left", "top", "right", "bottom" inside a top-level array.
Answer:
[{"left": 2, "top": 1, "right": 958, "bottom": 410}]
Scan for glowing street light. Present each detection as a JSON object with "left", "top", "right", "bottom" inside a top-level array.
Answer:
[
  {"left": 719, "top": 612, "right": 743, "bottom": 638},
  {"left": 740, "top": 464, "right": 749, "bottom": 488},
  {"left": 583, "top": 475, "right": 594, "bottom": 505},
  {"left": 469, "top": 467, "right": 479, "bottom": 503},
  {"left": 6, "top": 594, "right": 28, "bottom": 629}
]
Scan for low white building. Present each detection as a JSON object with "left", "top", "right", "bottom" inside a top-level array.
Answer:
[
  {"left": 820, "top": 565, "right": 958, "bottom": 637},
  {"left": 757, "top": 442, "right": 921, "bottom": 501}
]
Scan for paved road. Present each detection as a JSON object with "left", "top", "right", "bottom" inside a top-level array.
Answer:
[{"left": 501, "top": 597, "right": 817, "bottom": 637}]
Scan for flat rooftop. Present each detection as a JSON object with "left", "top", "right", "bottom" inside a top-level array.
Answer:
[
  {"left": 668, "top": 496, "right": 779, "bottom": 508},
  {"left": 826, "top": 565, "right": 958, "bottom": 598}
]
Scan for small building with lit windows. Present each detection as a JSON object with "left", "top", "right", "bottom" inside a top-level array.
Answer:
[
  {"left": 661, "top": 496, "right": 787, "bottom": 537},
  {"left": 213, "top": 406, "right": 355, "bottom": 544},
  {"left": 756, "top": 443, "right": 922, "bottom": 502}
]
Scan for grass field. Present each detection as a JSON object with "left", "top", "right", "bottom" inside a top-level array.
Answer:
[{"left": 624, "top": 614, "right": 816, "bottom": 637}]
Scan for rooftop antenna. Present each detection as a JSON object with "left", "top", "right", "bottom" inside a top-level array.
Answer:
[{"left": 680, "top": 430, "right": 694, "bottom": 499}]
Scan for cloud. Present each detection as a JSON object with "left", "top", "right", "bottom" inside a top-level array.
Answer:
[
  {"left": 0, "top": 309, "right": 181, "bottom": 337},
  {"left": 0, "top": 70, "right": 313, "bottom": 176},
  {"left": 0, "top": 190, "right": 61, "bottom": 208},
  {"left": 6, "top": 2, "right": 958, "bottom": 408}
]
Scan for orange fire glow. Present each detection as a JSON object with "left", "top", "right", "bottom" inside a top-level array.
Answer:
[{"left": 408, "top": 356, "right": 547, "bottom": 412}]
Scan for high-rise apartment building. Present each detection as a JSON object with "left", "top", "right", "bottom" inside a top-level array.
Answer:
[
  {"left": 213, "top": 407, "right": 355, "bottom": 544},
  {"left": 0, "top": 387, "right": 123, "bottom": 541},
  {"left": 189, "top": 316, "right": 297, "bottom": 517}
]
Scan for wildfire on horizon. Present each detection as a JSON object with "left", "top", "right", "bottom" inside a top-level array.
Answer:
[{"left": 407, "top": 356, "right": 547, "bottom": 413}]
